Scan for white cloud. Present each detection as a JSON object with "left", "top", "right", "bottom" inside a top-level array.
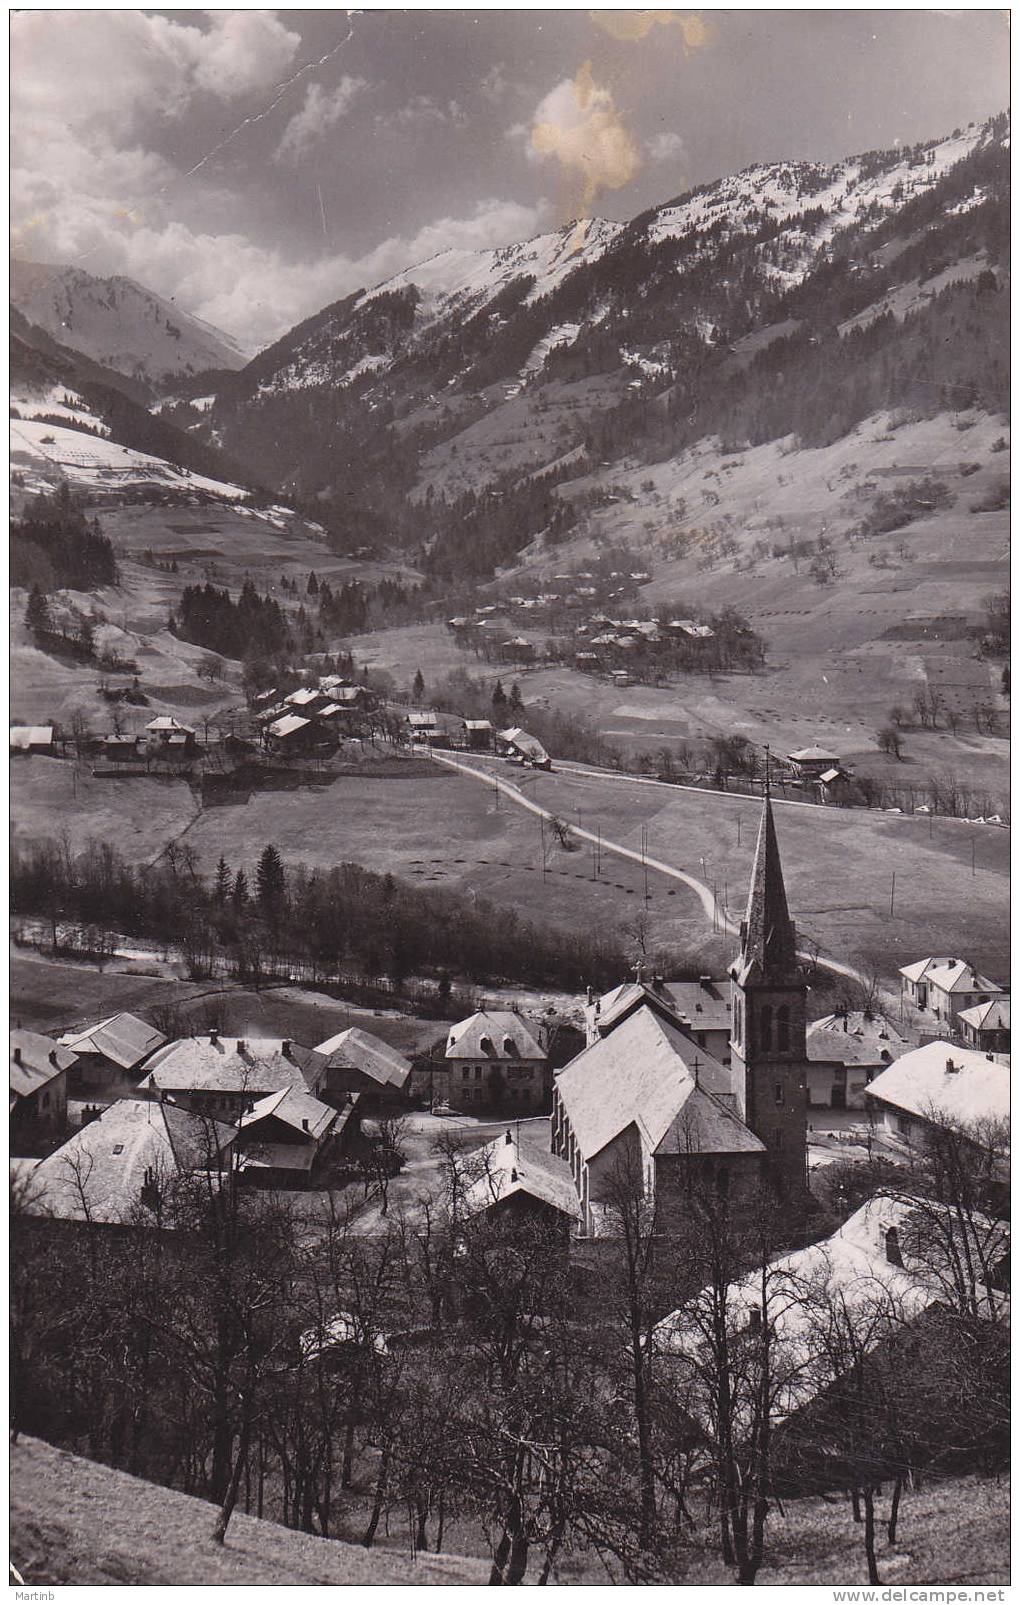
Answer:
[
  {"left": 275, "top": 76, "right": 368, "bottom": 162},
  {"left": 648, "top": 130, "right": 687, "bottom": 163},
  {"left": 378, "top": 94, "right": 468, "bottom": 130},
  {"left": 529, "top": 63, "right": 642, "bottom": 212}
]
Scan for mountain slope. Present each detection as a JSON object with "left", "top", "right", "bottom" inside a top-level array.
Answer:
[
  {"left": 201, "top": 112, "right": 1007, "bottom": 576},
  {"left": 10, "top": 308, "right": 258, "bottom": 499},
  {"left": 10, "top": 259, "right": 252, "bottom": 387}
]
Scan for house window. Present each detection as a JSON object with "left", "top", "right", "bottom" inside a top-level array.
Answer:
[
  {"left": 760, "top": 1005, "right": 773, "bottom": 1050},
  {"left": 885, "top": 1226, "right": 903, "bottom": 1267},
  {"left": 41, "top": 1091, "right": 50, "bottom": 1109},
  {"left": 776, "top": 1005, "right": 790, "bottom": 1053},
  {"left": 475, "top": 1066, "right": 483, "bottom": 1080},
  {"left": 462, "top": 1067, "right": 470, "bottom": 1079},
  {"left": 774, "top": 1083, "right": 785, "bottom": 1106},
  {"left": 715, "top": 1164, "right": 729, "bottom": 1199}
]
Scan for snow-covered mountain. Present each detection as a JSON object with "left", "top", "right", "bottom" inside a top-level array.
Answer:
[
  {"left": 9, "top": 260, "right": 252, "bottom": 388},
  {"left": 191, "top": 112, "right": 1007, "bottom": 570}
]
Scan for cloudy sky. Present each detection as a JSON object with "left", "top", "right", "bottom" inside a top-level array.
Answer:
[{"left": 11, "top": 7, "right": 1009, "bottom": 349}]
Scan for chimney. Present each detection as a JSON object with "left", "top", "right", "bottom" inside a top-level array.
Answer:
[
  {"left": 49, "top": 1049, "right": 59, "bottom": 1066},
  {"left": 510, "top": 1168, "right": 518, "bottom": 1183},
  {"left": 506, "top": 1130, "right": 513, "bottom": 1145},
  {"left": 843, "top": 1015, "right": 848, "bottom": 1032},
  {"left": 885, "top": 1226, "right": 903, "bottom": 1267},
  {"left": 302, "top": 1118, "right": 309, "bottom": 1132},
  {"left": 238, "top": 1039, "right": 247, "bottom": 1056},
  {"left": 945, "top": 1057, "right": 958, "bottom": 1074},
  {"left": 282, "top": 1040, "right": 292, "bottom": 1059},
  {"left": 12, "top": 1047, "right": 21, "bottom": 1066},
  {"left": 699, "top": 975, "right": 712, "bottom": 991},
  {"left": 209, "top": 1029, "right": 219, "bottom": 1046}
]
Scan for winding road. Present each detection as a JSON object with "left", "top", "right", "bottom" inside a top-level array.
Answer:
[{"left": 431, "top": 751, "right": 871, "bottom": 995}]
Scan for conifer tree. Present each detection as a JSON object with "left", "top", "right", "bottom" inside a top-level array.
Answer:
[
  {"left": 508, "top": 682, "right": 524, "bottom": 715},
  {"left": 232, "top": 868, "right": 249, "bottom": 907},
  {"left": 25, "top": 585, "right": 51, "bottom": 636},
  {"left": 412, "top": 668, "right": 425, "bottom": 704},
  {"left": 491, "top": 679, "right": 507, "bottom": 713},
  {"left": 256, "top": 844, "right": 286, "bottom": 912},
  {"left": 214, "top": 857, "right": 231, "bottom": 904}
]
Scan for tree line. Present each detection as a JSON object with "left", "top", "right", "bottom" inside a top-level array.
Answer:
[
  {"left": 10, "top": 837, "right": 629, "bottom": 994},
  {"left": 11, "top": 486, "right": 118, "bottom": 594}
]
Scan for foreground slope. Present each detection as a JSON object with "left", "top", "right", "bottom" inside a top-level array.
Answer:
[
  {"left": 10, "top": 1437, "right": 488, "bottom": 1586},
  {"left": 10, "top": 1437, "right": 1008, "bottom": 1586}
]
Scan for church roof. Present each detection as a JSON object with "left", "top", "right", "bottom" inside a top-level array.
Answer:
[{"left": 734, "top": 796, "right": 799, "bottom": 986}]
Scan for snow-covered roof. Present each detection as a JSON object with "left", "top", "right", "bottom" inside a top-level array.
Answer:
[
  {"left": 866, "top": 1041, "right": 1010, "bottom": 1127},
  {"left": 655, "top": 1194, "right": 1009, "bottom": 1420},
  {"left": 284, "top": 687, "right": 322, "bottom": 707},
  {"left": 145, "top": 716, "right": 195, "bottom": 734},
  {"left": 240, "top": 1086, "right": 336, "bottom": 1142},
  {"left": 557, "top": 1005, "right": 761, "bottom": 1163},
  {"left": 900, "top": 956, "right": 1003, "bottom": 995},
  {"left": 9, "top": 726, "right": 53, "bottom": 750},
  {"left": 806, "top": 1011, "right": 909, "bottom": 1068},
  {"left": 316, "top": 1026, "right": 412, "bottom": 1088},
  {"left": 460, "top": 1133, "right": 580, "bottom": 1221},
  {"left": 11, "top": 1030, "right": 78, "bottom": 1100},
  {"left": 19, "top": 1099, "right": 235, "bottom": 1225},
  {"left": 446, "top": 1011, "right": 545, "bottom": 1063},
  {"left": 408, "top": 710, "right": 439, "bottom": 727},
  {"left": 463, "top": 719, "right": 493, "bottom": 731},
  {"left": 138, "top": 1035, "right": 325, "bottom": 1096},
  {"left": 497, "top": 728, "right": 549, "bottom": 763},
  {"left": 788, "top": 745, "right": 841, "bottom": 763},
  {"left": 957, "top": 998, "right": 1010, "bottom": 1033},
  {"left": 267, "top": 713, "right": 311, "bottom": 738},
  {"left": 59, "top": 1012, "right": 165, "bottom": 1071}
]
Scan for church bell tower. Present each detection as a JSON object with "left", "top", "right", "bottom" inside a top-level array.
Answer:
[{"left": 729, "top": 771, "right": 808, "bottom": 1194}]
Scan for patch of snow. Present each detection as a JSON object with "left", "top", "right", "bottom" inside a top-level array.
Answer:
[{"left": 9, "top": 417, "right": 249, "bottom": 501}]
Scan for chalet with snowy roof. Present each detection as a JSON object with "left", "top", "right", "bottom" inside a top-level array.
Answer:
[
  {"left": 462, "top": 718, "right": 494, "bottom": 751},
  {"left": 786, "top": 744, "right": 841, "bottom": 779},
  {"left": 445, "top": 1011, "right": 548, "bottom": 1113},
  {"left": 18, "top": 1098, "right": 236, "bottom": 1228},
  {"left": 144, "top": 716, "right": 197, "bottom": 752},
  {"left": 655, "top": 1194, "right": 1009, "bottom": 1423},
  {"left": 59, "top": 1012, "right": 166, "bottom": 1106},
  {"left": 458, "top": 1130, "right": 579, "bottom": 1242},
  {"left": 898, "top": 956, "right": 1005, "bottom": 1028},
  {"left": 500, "top": 636, "right": 536, "bottom": 663},
  {"left": 237, "top": 1086, "right": 351, "bottom": 1187},
  {"left": 805, "top": 1010, "right": 910, "bottom": 1110},
  {"left": 865, "top": 1041, "right": 1010, "bottom": 1150},
  {"left": 10, "top": 725, "right": 55, "bottom": 755},
  {"left": 315, "top": 1027, "right": 412, "bottom": 1105},
  {"left": 496, "top": 727, "right": 551, "bottom": 768},
  {"left": 265, "top": 712, "right": 321, "bottom": 753},
  {"left": 407, "top": 710, "right": 441, "bottom": 742},
  {"left": 957, "top": 997, "right": 1010, "bottom": 1056},
  {"left": 11, "top": 1031, "right": 77, "bottom": 1146},
  {"left": 137, "top": 1033, "right": 328, "bottom": 1122}
]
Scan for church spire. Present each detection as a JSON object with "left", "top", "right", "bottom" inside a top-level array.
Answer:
[{"left": 736, "top": 789, "right": 798, "bottom": 985}]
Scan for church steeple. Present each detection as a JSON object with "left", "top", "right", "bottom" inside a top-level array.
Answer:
[
  {"left": 735, "top": 792, "right": 798, "bottom": 986},
  {"left": 729, "top": 773, "right": 808, "bottom": 1196}
]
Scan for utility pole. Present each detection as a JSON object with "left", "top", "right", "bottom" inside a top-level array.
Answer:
[
  {"left": 540, "top": 815, "right": 547, "bottom": 881},
  {"left": 641, "top": 825, "right": 650, "bottom": 904},
  {"left": 889, "top": 872, "right": 896, "bottom": 918},
  {"left": 972, "top": 839, "right": 976, "bottom": 877}
]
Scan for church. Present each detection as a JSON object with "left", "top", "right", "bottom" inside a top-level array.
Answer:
[{"left": 551, "top": 788, "right": 809, "bottom": 1233}]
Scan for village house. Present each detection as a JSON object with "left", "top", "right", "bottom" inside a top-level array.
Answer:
[
  {"left": 144, "top": 715, "right": 198, "bottom": 753},
  {"left": 655, "top": 1193, "right": 1009, "bottom": 1424},
  {"left": 284, "top": 686, "right": 329, "bottom": 714},
  {"left": 496, "top": 727, "right": 551, "bottom": 769},
  {"left": 865, "top": 1040, "right": 1010, "bottom": 1150},
  {"left": 407, "top": 710, "right": 441, "bottom": 743},
  {"left": 315, "top": 1026, "right": 413, "bottom": 1107},
  {"left": 957, "top": 997, "right": 1010, "bottom": 1055},
  {"left": 236, "top": 1086, "right": 352, "bottom": 1188},
  {"left": 898, "top": 956, "right": 1005, "bottom": 1027},
  {"left": 805, "top": 1010, "right": 910, "bottom": 1110},
  {"left": 786, "top": 744, "right": 842, "bottom": 780},
  {"left": 15, "top": 1098, "right": 236, "bottom": 1227},
  {"left": 59, "top": 1013, "right": 166, "bottom": 1111},
  {"left": 264, "top": 712, "right": 320, "bottom": 754},
  {"left": 11, "top": 1030, "right": 77, "bottom": 1148},
  {"left": 500, "top": 636, "right": 536, "bottom": 664},
  {"left": 136, "top": 1033, "right": 329, "bottom": 1122},
  {"left": 445, "top": 1010, "right": 548, "bottom": 1112},
  {"left": 10, "top": 724, "right": 55, "bottom": 755},
  {"left": 461, "top": 718, "right": 494, "bottom": 751},
  {"left": 458, "top": 1130, "right": 580, "bottom": 1243}
]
